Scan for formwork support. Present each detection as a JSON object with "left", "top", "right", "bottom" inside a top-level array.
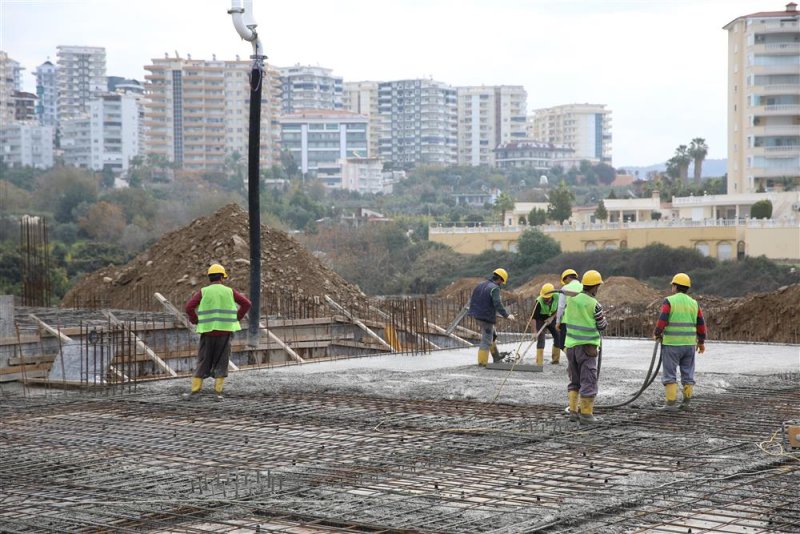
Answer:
[
  {"left": 28, "top": 314, "right": 71, "bottom": 344},
  {"left": 325, "top": 295, "right": 395, "bottom": 352},
  {"left": 258, "top": 322, "right": 305, "bottom": 363},
  {"left": 102, "top": 311, "right": 177, "bottom": 377},
  {"left": 426, "top": 319, "right": 473, "bottom": 347},
  {"left": 368, "top": 304, "right": 442, "bottom": 351}
]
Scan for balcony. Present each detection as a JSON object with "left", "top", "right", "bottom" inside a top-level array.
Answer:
[
  {"left": 753, "top": 104, "right": 800, "bottom": 116},
  {"left": 756, "top": 84, "right": 800, "bottom": 96},
  {"left": 749, "top": 125, "right": 800, "bottom": 136}
]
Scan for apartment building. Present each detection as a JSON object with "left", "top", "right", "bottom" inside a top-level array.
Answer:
[
  {"left": 13, "top": 92, "right": 37, "bottom": 121},
  {"left": 0, "top": 51, "right": 22, "bottom": 125},
  {"left": 33, "top": 61, "right": 58, "bottom": 127},
  {"left": 456, "top": 85, "right": 527, "bottom": 166},
  {"left": 279, "top": 109, "right": 368, "bottom": 187},
  {"left": 0, "top": 122, "right": 55, "bottom": 169},
  {"left": 340, "top": 157, "right": 386, "bottom": 194},
  {"left": 342, "top": 81, "right": 381, "bottom": 157},
  {"left": 61, "top": 93, "right": 139, "bottom": 172},
  {"left": 56, "top": 46, "right": 107, "bottom": 123},
  {"left": 527, "top": 103, "right": 612, "bottom": 167},
  {"left": 143, "top": 55, "right": 280, "bottom": 172},
  {"left": 278, "top": 65, "right": 342, "bottom": 114},
  {"left": 378, "top": 79, "right": 457, "bottom": 168},
  {"left": 494, "top": 140, "right": 574, "bottom": 171},
  {"left": 724, "top": 2, "right": 800, "bottom": 194}
]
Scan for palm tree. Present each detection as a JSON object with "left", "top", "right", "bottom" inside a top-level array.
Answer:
[
  {"left": 688, "top": 138, "right": 709, "bottom": 185},
  {"left": 672, "top": 145, "right": 692, "bottom": 184}
]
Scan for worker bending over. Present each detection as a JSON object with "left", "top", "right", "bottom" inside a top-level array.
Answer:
[
  {"left": 563, "top": 270, "right": 607, "bottom": 424},
  {"left": 653, "top": 273, "right": 706, "bottom": 411},
  {"left": 467, "top": 268, "right": 515, "bottom": 366},
  {"left": 555, "top": 269, "right": 582, "bottom": 363},
  {"left": 533, "top": 283, "right": 560, "bottom": 365},
  {"left": 184, "top": 263, "right": 251, "bottom": 401}
]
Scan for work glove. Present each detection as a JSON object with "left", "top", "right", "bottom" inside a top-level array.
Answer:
[
  {"left": 697, "top": 344, "right": 705, "bottom": 354},
  {"left": 507, "top": 314, "right": 516, "bottom": 321},
  {"left": 653, "top": 335, "right": 663, "bottom": 342}
]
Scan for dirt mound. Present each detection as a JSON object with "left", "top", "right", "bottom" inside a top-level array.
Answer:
[
  {"left": 62, "top": 203, "right": 367, "bottom": 313},
  {"left": 514, "top": 274, "right": 561, "bottom": 299},
  {"left": 704, "top": 284, "right": 800, "bottom": 344},
  {"left": 436, "top": 277, "right": 485, "bottom": 299},
  {"left": 598, "top": 276, "right": 663, "bottom": 315}
]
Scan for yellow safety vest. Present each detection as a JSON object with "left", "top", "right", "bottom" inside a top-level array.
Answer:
[
  {"left": 196, "top": 284, "right": 241, "bottom": 333},
  {"left": 662, "top": 293, "right": 698, "bottom": 346},
  {"left": 563, "top": 292, "right": 601, "bottom": 348}
]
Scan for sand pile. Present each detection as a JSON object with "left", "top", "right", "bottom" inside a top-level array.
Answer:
[
  {"left": 513, "top": 274, "right": 560, "bottom": 299},
  {"left": 61, "top": 204, "right": 367, "bottom": 313},
  {"left": 598, "top": 276, "right": 663, "bottom": 316}
]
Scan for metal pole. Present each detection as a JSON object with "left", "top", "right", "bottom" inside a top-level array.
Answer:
[{"left": 247, "top": 63, "right": 262, "bottom": 347}]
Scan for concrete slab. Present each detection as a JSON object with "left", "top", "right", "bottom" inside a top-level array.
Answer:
[{"left": 485, "top": 362, "right": 543, "bottom": 372}]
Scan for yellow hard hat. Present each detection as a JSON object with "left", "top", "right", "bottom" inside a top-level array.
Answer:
[
  {"left": 671, "top": 272, "right": 691, "bottom": 288},
  {"left": 540, "top": 283, "right": 555, "bottom": 298},
  {"left": 207, "top": 263, "right": 228, "bottom": 279},
  {"left": 561, "top": 268, "right": 578, "bottom": 283},
  {"left": 581, "top": 270, "right": 603, "bottom": 286},
  {"left": 492, "top": 268, "right": 509, "bottom": 285}
]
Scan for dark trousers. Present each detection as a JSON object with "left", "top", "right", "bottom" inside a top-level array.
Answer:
[
  {"left": 535, "top": 319, "right": 559, "bottom": 349},
  {"left": 194, "top": 333, "right": 232, "bottom": 379},
  {"left": 567, "top": 344, "right": 599, "bottom": 398},
  {"left": 557, "top": 324, "right": 567, "bottom": 349}
]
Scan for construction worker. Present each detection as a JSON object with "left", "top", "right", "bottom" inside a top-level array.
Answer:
[
  {"left": 533, "top": 283, "right": 560, "bottom": 365},
  {"left": 467, "top": 268, "right": 516, "bottom": 366},
  {"left": 564, "top": 270, "right": 607, "bottom": 425},
  {"left": 653, "top": 273, "right": 706, "bottom": 411},
  {"left": 554, "top": 268, "right": 582, "bottom": 359},
  {"left": 183, "top": 263, "right": 251, "bottom": 401}
]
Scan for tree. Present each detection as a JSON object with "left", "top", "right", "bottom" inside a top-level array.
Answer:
[
  {"left": 516, "top": 229, "right": 561, "bottom": 265},
  {"left": 528, "top": 207, "right": 548, "bottom": 226},
  {"left": 688, "top": 138, "right": 709, "bottom": 185},
  {"left": 493, "top": 192, "right": 515, "bottom": 224},
  {"left": 594, "top": 163, "right": 616, "bottom": 185},
  {"left": 78, "top": 201, "right": 127, "bottom": 241},
  {"left": 750, "top": 199, "right": 773, "bottom": 219},
  {"left": 670, "top": 145, "right": 692, "bottom": 183},
  {"left": 547, "top": 181, "right": 574, "bottom": 223},
  {"left": 594, "top": 200, "right": 608, "bottom": 221}
]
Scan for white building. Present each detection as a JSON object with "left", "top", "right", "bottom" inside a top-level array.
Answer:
[
  {"left": 342, "top": 81, "right": 381, "bottom": 158},
  {"left": 56, "top": 46, "right": 107, "bottom": 123},
  {"left": 278, "top": 64, "right": 342, "bottom": 114},
  {"left": 494, "top": 140, "right": 574, "bottom": 171},
  {"left": 0, "top": 122, "right": 55, "bottom": 169},
  {"left": 724, "top": 2, "right": 800, "bottom": 194},
  {"left": 61, "top": 93, "right": 139, "bottom": 172},
  {"left": 0, "top": 51, "right": 21, "bottom": 125},
  {"left": 456, "top": 85, "right": 527, "bottom": 166},
  {"left": 33, "top": 60, "right": 58, "bottom": 127},
  {"left": 527, "top": 103, "right": 612, "bottom": 167},
  {"left": 340, "top": 157, "right": 386, "bottom": 194},
  {"left": 378, "top": 79, "right": 458, "bottom": 168},
  {"left": 279, "top": 109, "right": 368, "bottom": 187},
  {"left": 143, "top": 55, "right": 280, "bottom": 172}
]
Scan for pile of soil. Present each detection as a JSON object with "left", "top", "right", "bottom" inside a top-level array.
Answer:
[
  {"left": 62, "top": 204, "right": 367, "bottom": 313},
  {"left": 703, "top": 284, "right": 800, "bottom": 344},
  {"left": 435, "top": 277, "right": 485, "bottom": 299},
  {"left": 598, "top": 276, "right": 663, "bottom": 316},
  {"left": 513, "top": 274, "right": 561, "bottom": 299}
]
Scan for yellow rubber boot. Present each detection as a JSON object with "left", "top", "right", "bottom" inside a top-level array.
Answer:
[
  {"left": 182, "top": 377, "right": 202, "bottom": 400},
  {"left": 551, "top": 346, "right": 561, "bottom": 364},
  {"left": 490, "top": 342, "right": 502, "bottom": 363},
  {"left": 579, "top": 397, "right": 600, "bottom": 424},
  {"left": 659, "top": 383, "right": 679, "bottom": 411},
  {"left": 536, "top": 348, "right": 544, "bottom": 366},
  {"left": 213, "top": 377, "right": 225, "bottom": 401},
  {"left": 682, "top": 384, "right": 693, "bottom": 409},
  {"left": 477, "top": 349, "right": 489, "bottom": 366},
  {"left": 568, "top": 391, "right": 579, "bottom": 421}
]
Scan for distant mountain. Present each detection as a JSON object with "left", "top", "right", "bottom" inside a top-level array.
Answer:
[{"left": 618, "top": 158, "right": 727, "bottom": 179}]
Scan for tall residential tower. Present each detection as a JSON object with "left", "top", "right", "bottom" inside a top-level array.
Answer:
[
  {"left": 456, "top": 85, "right": 527, "bottom": 166},
  {"left": 527, "top": 103, "right": 612, "bottom": 168}
]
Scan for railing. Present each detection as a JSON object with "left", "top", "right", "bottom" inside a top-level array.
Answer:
[{"left": 429, "top": 218, "right": 800, "bottom": 234}]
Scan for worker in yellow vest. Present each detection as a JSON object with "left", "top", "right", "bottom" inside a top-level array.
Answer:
[
  {"left": 533, "top": 283, "right": 560, "bottom": 365},
  {"left": 554, "top": 268, "right": 582, "bottom": 362},
  {"left": 563, "top": 270, "right": 607, "bottom": 425},
  {"left": 653, "top": 273, "right": 706, "bottom": 411},
  {"left": 183, "top": 263, "right": 251, "bottom": 401}
]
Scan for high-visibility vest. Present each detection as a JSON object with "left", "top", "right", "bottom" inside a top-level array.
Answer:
[
  {"left": 662, "top": 293, "right": 698, "bottom": 346},
  {"left": 536, "top": 295, "right": 557, "bottom": 316},
  {"left": 563, "top": 292, "right": 601, "bottom": 347},
  {"left": 195, "top": 284, "right": 241, "bottom": 333}
]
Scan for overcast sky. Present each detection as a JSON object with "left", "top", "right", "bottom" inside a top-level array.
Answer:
[{"left": 0, "top": 0, "right": 782, "bottom": 166}]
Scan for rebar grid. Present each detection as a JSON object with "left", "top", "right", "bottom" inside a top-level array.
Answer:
[{"left": 1, "top": 386, "right": 797, "bottom": 533}]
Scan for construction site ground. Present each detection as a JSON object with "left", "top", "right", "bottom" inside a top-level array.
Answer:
[{"left": 2, "top": 338, "right": 798, "bottom": 533}]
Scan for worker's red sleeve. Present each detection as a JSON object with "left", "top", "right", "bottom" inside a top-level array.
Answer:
[
  {"left": 184, "top": 291, "right": 202, "bottom": 324},
  {"left": 696, "top": 307, "right": 706, "bottom": 344},
  {"left": 233, "top": 289, "right": 252, "bottom": 321},
  {"left": 653, "top": 299, "right": 671, "bottom": 337}
]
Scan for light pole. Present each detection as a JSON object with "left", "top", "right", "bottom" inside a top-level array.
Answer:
[{"left": 229, "top": 0, "right": 265, "bottom": 347}]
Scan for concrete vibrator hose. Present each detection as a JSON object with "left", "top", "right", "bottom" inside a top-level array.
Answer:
[{"left": 596, "top": 339, "right": 663, "bottom": 410}]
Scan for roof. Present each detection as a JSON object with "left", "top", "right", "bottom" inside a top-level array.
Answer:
[
  {"left": 723, "top": 3, "right": 798, "bottom": 28},
  {"left": 279, "top": 109, "right": 367, "bottom": 121}
]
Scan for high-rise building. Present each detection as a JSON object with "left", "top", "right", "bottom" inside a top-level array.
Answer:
[
  {"left": 378, "top": 79, "right": 457, "bottom": 168},
  {"left": 278, "top": 64, "right": 342, "bottom": 113},
  {"left": 143, "top": 55, "right": 280, "bottom": 172},
  {"left": 527, "top": 103, "right": 612, "bottom": 167},
  {"left": 342, "top": 81, "right": 381, "bottom": 157},
  {"left": 61, "top": 93, "right": 140, "bottom": 172},
  {"left": 279, "top": 109, "right": 368, "bottom": 188},
  {"left": 56, "top": 46, "right": 107, "bottom": 123},
  {"left": 0, "top": 51, "right": 19, "bottom": 125},
  {"left": 33, "top": 61, "right": 58, "bottom": 127},
  {"left": 724, "top": 2, "right": 800, "bottom": 194},
  {"left": 12, "top": 91, "right": 37, "bottom": 121},
  {"left": 0, "top": 123, "right": 55, "bottom": 169},
  {"left": 456, "top": 85, "right": 527, "bottom": 166}
]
